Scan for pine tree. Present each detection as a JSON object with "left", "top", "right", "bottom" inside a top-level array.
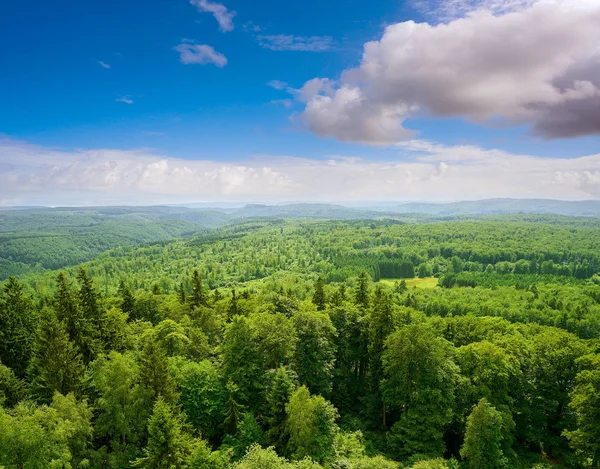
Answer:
[
  {"left": 312, "top": 277, "right": 326, "bottom": 311},
  {"left": 0, "top": 276, "right": 36, "bottom": 377},
  {"left": 54, "top": 273, "right": 97, "bottom": 364},
  {"left": 460, "top": 398, "right": 507, "bottom": 469},
  {"left": 177, "top": 282, "right": 186, "bottom": 305},
  {"left": 134, "top": 397, "right": 192, "bottom": 469},
  {"left": 118, "top": 280, "right": 136, "bottom": 314},
  {"left": 28, "top": 309, "right": 84, "bottom": 400},
  {"left": 368, "top": 286, "right": 394, "bottom": 426},
  {"left": 354, "top": 272, "right": 370, "bottom": 309},
  {"left": 189, "top": 270, "right": 206, "bottom": 308},
  {"left": 139, "top": 332, "right": 176, "bottom": 403},
  {"left": 222, "top": 382, "right": 246, "bottom": 435},
  {"left": 263, "top": 367, "right": 296, "bottom": 448}
]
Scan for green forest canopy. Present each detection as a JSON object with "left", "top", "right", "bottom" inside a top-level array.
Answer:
[{"left": 1, "top": 214, "right": 600, "bottom": 468}]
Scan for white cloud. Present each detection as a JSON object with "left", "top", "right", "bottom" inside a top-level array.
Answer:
[
  {"left": 116, "top": 96, "right": 134, "bottom": 104},
  {"left": 299, "top": 0, "right": 600, "bottom": 144},
  {"left": 98, "top": 61, "right": 111, "bottom": 69},
  {"left": 1, "top": 137, "right": 600, "bottom": 206},
  {"left": 270, "top": 99, "right": 293, "bottom": 108},
  {"left": 174, "top": 43, "right": 228, "bottom": 67},
  {"left": 190, "top": 0, "right": 235, "bottom": 32},
  {"left": 267, "top": 80, "right": 288, "bottom": 90},
  {"left": 257, "top": 35, "right": 335, "bottom": 52}
]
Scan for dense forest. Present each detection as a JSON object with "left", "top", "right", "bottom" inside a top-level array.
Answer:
[{"left": 1, "top": 214, "right": 600, "bottom": 468}]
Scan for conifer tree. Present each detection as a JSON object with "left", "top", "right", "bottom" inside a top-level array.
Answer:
[
  {"left": 118, "top": 280, "right": 136, "bottom": 314},
  {"left": 134, "top": 397, "right": 192, "bottom": 469},
  {"left": 354, "top": 272, "right": 370, "bottom": 309},
  {"left": 0, "top": 276, "right": 36, "bottom": 376},
  {"left": 28, "top": 309, "right": 84, "bottom": 400},
  {"left": 189, "top": 269, "right": 206, "bottom": 308},
  {"left": 312, "top": 277, "right": 326, "bottom": 311}
]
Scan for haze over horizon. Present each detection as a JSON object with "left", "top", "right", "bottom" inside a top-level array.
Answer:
[{"left": 2, "top": 0, "right": 600, "bottom": 206}]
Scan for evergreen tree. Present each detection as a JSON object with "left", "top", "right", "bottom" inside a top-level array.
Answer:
[
  {"left": 177, "top": 281, "right": 186, "bottom": 305},
  {"left": 312, "top": 277, "right": 326, "bottom": 311},
  {"left": 460, "top": 398, "right": 507, "bottom": 469},
  {"left": 118, "top": 280, "right": 136, "bottom": 314},
  {"left": 367, "top": 286, "right": 394, "bottom": 426},
  {"left": 190, "top": 269, "right": 207, "bottom": 308},
  {"left": 139, "top": 331, "right": 176, "bottom": 403},
  {"left": 263, "top": 367, "right": 296, "bottom": 448},
  {"left": 354, "top": 272, "right": 370, "bottom": 309},
  {"left": 134, "top": 397, "right": 193, "bottom": 469},
  {"left": 54, "top": 272, "right": 97, "bottom": 364},
  {"left": 222, "top": 382, "right": 246, "bottom": 436},
  {"left": 0, "top": 276, "right": 36, "bottom": 377},
  {"left": 28, "top": 309, "right": 84, "bottom": 400}
]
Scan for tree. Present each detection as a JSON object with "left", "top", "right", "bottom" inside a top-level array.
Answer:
[
  {"left": 139, "top": 330, "right": 177, "bottom": 403},
  {"left": 252, "top": 312, "right": 297, "bottom": 369},
  {"left": 263, "top": 367, "right": 296, "bottom": 449},
  {"left": 134, "top": 397, "right": 193, "bottom": 469},
  {"left": 285, "top": 385, "right": 338, "bottom": 463},
  {"left": 177, "top": 359, "right": 226, "bottom": 440},
  {"left": 222, "top": 315, "right": 264, "bottom": 408},
  {"left": 118, "top": 280, "right": 136, "bottom": 314},
  {"left": 0, "top": 276, "right": 36, "bottom": 377},
  {"left": 292, "top": 305, "right": 336, "bottom": 397},
  {"left": 190, "top": 270, "right": 207, "bottom": 308},
  {"left": 223, "top": 412, "right": 265, "bottom": 460},
  {"left": 54, "top": 272, "right": 98, "bottom": 364},
  {"left": 312, "top": 277, "right": 326, "bottom": 311},
  {"left": 28, "top": 309, "right": 84, "bottom": 401},
  {"left": 177, "top": 281, "right": 186, "bottom": 305},
  {"left": 367, "top": 286, "right": 395, "bottom": 426},
  {"left": 460, "top": 398, "right": 507, "bottom": 469},
  {"left": 382, "top": 323, "right": 457, "bottom": 459},
  {"left": 0, "top": 361, "right": 27, "bottom": 408},
  {"left": 564, "top": 353, "right": 600, "bottom": 467},
  {"left": 92, "top": 351, "right": 152, "bottom": 464},
  {"left": 354, "top": 272, "right": 371, "bottom": 309}
]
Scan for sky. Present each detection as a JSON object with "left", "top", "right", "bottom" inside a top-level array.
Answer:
[{"left": 1, "top": 0, "right": 599, "bottom": 206}]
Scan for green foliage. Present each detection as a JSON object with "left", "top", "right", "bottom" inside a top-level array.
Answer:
[
  {"left": 460, "top": 398, "right": 507, "bottom": 469},
  {"left": 134, "top": 397, "right": 193, "bottom": 469},
  {"left": 285, "top": 386, "right": 338, "bottom": 463},
  {"left": 564, "top": 353, "right": 600, "bottom": 467},
  {"left": 383, "top": 323, "right": 458, "bottom": 459}
]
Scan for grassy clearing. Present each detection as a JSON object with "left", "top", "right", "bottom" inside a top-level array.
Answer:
[{"left": 379, "top": 277, "right": 439, "bottom": 289}]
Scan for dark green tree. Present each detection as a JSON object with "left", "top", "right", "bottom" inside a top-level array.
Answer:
[
  {"left": 134, "top": 397, "right": 193, "bottom": 469},
  {"left": 354, "top": 272, "right": 371, "bottom": 310},
  {"left": 0, "top": 276, "right": 36, "bottom": 377},
  {"left": 190, "top": 269, "right": 207, "bottom": 308},
  {"left": 312, "top": 277, "right": 326, "bottom": 311},
  {"left": 118, "top": 280, "right": 136, "bottom": 314},
  {"left": 28, "top": 309, "right": 84, "bottom": 400},
  {"left": 263, "top": 367, "right": 296, "bottom": 449}
]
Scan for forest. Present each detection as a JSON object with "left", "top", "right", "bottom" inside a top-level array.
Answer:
[{"left": 1, "top": 214, "right": 600, "bottom": 469}]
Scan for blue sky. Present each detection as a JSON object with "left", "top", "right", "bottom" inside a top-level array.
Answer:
[{"left": 1, "top": 0, "right": 599, "bottom": 205}]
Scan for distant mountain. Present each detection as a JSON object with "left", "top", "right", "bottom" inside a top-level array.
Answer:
[
  {"left": 230, "top": 203, "right": 395, "bottom": 220},
  {"left": 387, "top": 199, "right": 600, "bottom": 217}
]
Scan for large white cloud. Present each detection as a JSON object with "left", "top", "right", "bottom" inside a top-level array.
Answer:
[
  {"left": 299, "top": 0, "right": 600, "bottom": 144},
  {"left": 1, "top": 138, "right": 600, "bottom": 206}
]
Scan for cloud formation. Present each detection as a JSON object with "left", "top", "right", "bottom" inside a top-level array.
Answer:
[
  {"left": 299, "top": 0, "right": 600, "bottom": 144},
  {"left": 174, "top": 43, "right": 228, "bottom": 67},
  {"left": 190, "top": 0, "right": 235, "bottom": 32},
  {"left": 1, "top": 137, "right": 599, "bottom": 206},
  {"left": 98, "top": 61, "right": 111, "bottom": 69},
  {"left": 257, "top": 35, "right": 335, "bottom": 52},
  {"left": 116, "top": 96, "right": 134, "bottom": 104}
]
